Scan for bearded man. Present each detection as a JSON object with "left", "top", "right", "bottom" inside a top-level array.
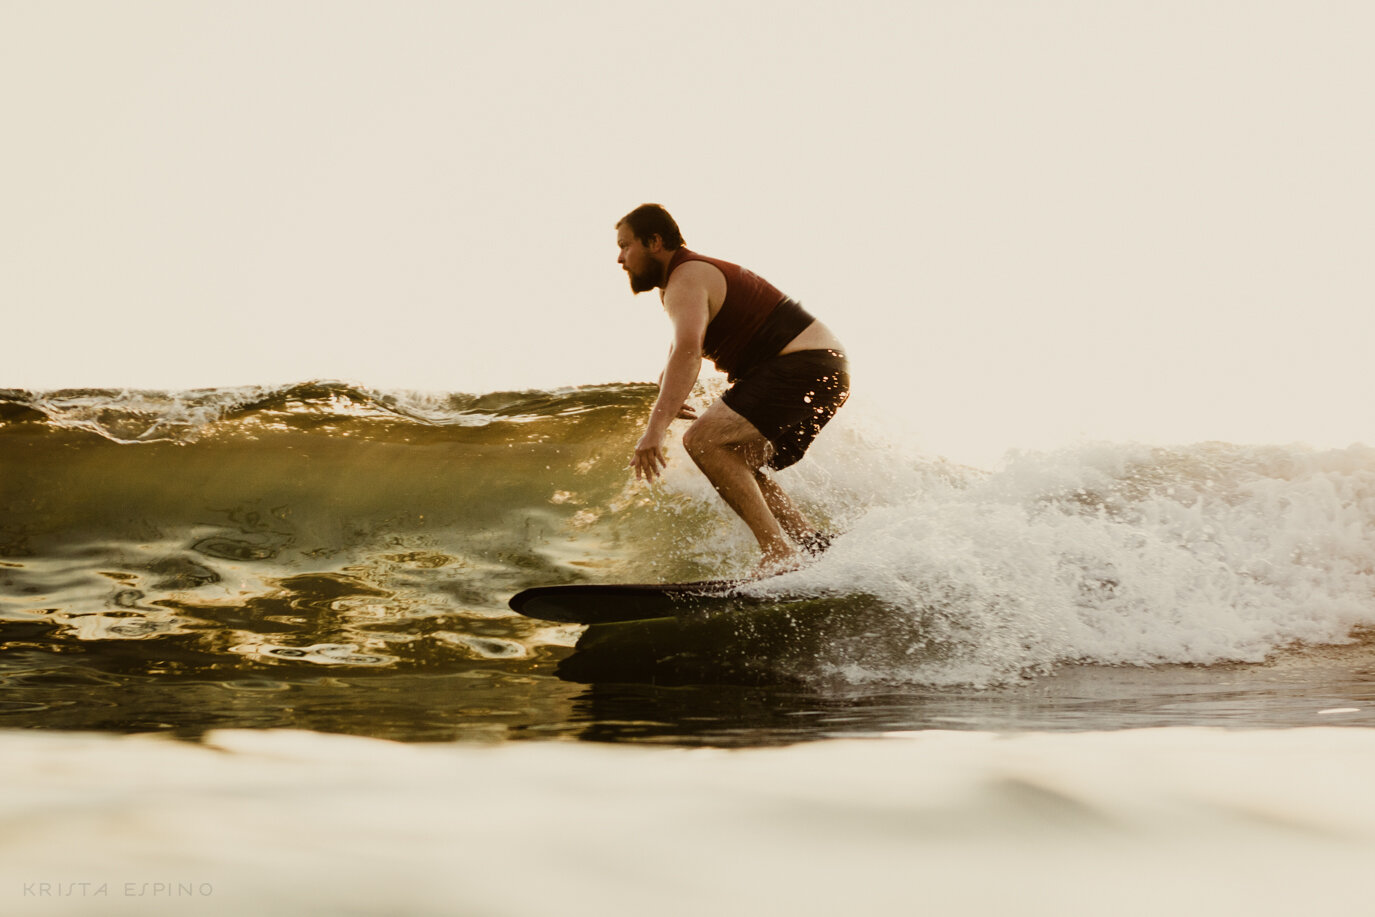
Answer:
[{"left": 615, "top": 203, "right": 850, "bottom": 573}]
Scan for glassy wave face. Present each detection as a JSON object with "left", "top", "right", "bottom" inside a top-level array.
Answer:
[{"left": 3, "top": 381, "right": 1375, "bottom": 739}]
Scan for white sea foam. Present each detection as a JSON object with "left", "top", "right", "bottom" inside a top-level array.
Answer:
[{"left": 657, "top": 409, "right": 1375, "bottom": 685}]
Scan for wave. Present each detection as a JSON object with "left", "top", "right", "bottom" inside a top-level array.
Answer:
[
  {"left": 3, "top": 380, "right": 1375, "bottom": 689},
  {"left": 747, "top": 438, "right": 1375, "bottom": 685},
  {"left": 0, "top": 380, "right": 656, "bottom": 444}
]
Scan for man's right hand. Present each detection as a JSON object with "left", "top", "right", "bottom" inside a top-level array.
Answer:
[{"left": 631, "top": 431, "right": 669, "bottom": 482}]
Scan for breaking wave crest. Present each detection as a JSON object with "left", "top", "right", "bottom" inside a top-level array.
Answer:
[{"left": 3, "top": 380, "right": 1375, "bottom": 690}]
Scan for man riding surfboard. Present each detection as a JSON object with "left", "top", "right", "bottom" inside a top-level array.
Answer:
[{"left": 616, "top": 204, "right": 850, "bottom": 574}]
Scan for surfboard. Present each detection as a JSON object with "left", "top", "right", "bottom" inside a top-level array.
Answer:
[
  {"left": 508, "top": 579, "right": 768, "bottom": 625},
  {"left": 552, "top": 591, "right": 892, "bottom": 684}
]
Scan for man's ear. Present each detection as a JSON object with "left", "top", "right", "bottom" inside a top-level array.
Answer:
[{"left": 646, "top": 233, "right": 664, "bottom": 253}]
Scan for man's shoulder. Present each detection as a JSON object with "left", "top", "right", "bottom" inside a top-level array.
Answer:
[
  {"left": 666, "top": 254, "right": 726, "bottom": 289},
  {"left": 670, "top": 257, "right": 718, "bottom": 277}
]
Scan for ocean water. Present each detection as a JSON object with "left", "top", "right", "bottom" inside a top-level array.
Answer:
[
  {"left": 4, "top": 380, "right": 1375, "bottom": 738},
  {"left": 4, "top": 381, "right": 1375, "bottom": 915}
]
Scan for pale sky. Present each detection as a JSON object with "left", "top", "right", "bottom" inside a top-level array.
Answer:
[{"left": 4, "top": 1, "right": 1373, "bottom": 465}]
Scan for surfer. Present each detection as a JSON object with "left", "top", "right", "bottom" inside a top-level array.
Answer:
[{"left": 616, "top": 203, "right": 850, "bottom": 574}]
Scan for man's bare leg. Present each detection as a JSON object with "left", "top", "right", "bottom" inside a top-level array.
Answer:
[
  {"left": 681, "top": 401, "right": 798, "bottom": 569},
  {"left": 753, "top": 470, "right": 817, "bottom": 544}
]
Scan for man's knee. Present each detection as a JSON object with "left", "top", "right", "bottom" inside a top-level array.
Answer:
[
  {"left": 682, "top": 419, "right": 734, "bottom": 468},
  {"left": 682, "top": 418, "right": 770, "bottom": 469},
  {"left": 681, "top": 419, "right": 709, "bottom": 461}
]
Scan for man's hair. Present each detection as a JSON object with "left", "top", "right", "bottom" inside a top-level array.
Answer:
[{"left": 616, "top": 203, "right": 685, "bottom": 250}]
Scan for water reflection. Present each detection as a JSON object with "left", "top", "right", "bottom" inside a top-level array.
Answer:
[
  {"left": 0, "top": 517, "right": 584, "bottom": 739},
  {"left": 5, "top": 476, "right": 1375, "bottom": 746},
  {"left": 6, "top": 597, "right": 1375, "bottom": 744}
]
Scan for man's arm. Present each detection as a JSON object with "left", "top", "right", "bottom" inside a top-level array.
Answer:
[{"left": 631, "top": 273, "right": 709, "bottom": 481}]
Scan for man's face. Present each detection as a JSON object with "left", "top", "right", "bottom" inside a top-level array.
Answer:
[{"left": 616, "top": 224, "right": 661, "bottom": 294}]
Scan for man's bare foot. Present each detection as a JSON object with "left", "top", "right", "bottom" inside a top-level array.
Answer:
[{"left": 753, "top": 551, "right": 806, "bottom": 580}]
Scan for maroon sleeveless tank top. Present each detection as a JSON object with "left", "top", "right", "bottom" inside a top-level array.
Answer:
[{"left": 664, "top": 249, "right": 816, "bottom": 380}]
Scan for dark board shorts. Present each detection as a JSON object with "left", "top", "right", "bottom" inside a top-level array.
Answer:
[{"left": 721, "top": 349, "right": 850, "bottom": 471}]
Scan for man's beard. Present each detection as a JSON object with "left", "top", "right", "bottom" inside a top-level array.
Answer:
[{"left": 626, "top": 263, "right": 661, "bottom": 293}]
